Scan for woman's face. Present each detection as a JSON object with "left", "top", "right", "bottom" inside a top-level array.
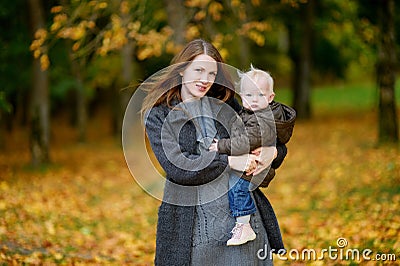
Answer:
[{"left": 180, "top": 54, "right": 218, "bottom": 101}]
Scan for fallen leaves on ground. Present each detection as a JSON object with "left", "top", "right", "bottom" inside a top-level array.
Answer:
[
  {"left": 0, "top": 110, "right": 399, "bottom": 265},
  {"left": 266, "top": 112, "right": 400, "bottom": 265}
]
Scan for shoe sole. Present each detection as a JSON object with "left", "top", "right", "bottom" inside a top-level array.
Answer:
[{"left": 226, "top": 234, "right": 256, "bottom": 246}]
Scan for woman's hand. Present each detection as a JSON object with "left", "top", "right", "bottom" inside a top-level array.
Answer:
[
  {"left": 208, "top": 139, "right": 219, "bottom": 152},
  {"left": 251, "top": 146, "right": 277, "bottom": 175},
  {"left": 228, "top": 154, "right": 258, "bottom": 175}
]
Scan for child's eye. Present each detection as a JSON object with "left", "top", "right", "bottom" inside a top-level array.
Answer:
[
  {"left": 245, "top": 94, "right": 252, "bottom": 97},
  {"left": 259, "top": 93, "right": 265, "bottom": 97}
]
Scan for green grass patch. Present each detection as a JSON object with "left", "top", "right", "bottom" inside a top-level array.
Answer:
[{"left": 275, "top": 82, "right": 400, "bottom": 113}]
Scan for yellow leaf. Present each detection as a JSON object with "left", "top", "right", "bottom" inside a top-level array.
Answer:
[
  {"left": 185, "top": 25, "right": 200, "bottom": 40},
  {"left": 50, "top": 5, "right": 63, "bottom": 13},
  {"left": 194, "top": 10, "right": 206, "bottom": 21},
  {"left": 120, "top": 0, "right": 130, "bottom": 14},
  {"left": 231, "top": 0, "right": 241, "bottom": 8},
  {"left": 50, "top": 21, "right": 61, "bottom": 32},
  {"left": 53, "top": 13, "right": 67, "bottom": 24},
  {"left": 45, "top": 220, "right": 56, "bottom": 235},
  {"left": 238, "top": 6, "right": 246, "bottom": 21},
  {"left": 248, "top": 30, "right": 265, "bottom": 46},
  {"left": 87, "top": 21, "right": 96, "bottom": 29},
  {"left": 34, "top": 28, "right": 47, "bottom": 40},
  {"left": 40, "top": 54, "right": 49, "bottom": 71},
  {"left": 97, "top": 2, "right": 108, "bottom": 9},
  {"left": 71, "top": 25, "right": 86, "bottom": 40},
  {"left": 33, "top": 50, "right": 41, "bottom": 59},
  {"left": 0, "top": 181, "right": 9, "bottom": 191},
  {"left": 53, "top": 252, "right": 63, "bottom": 260},
  {"left": 208, "top": 2, "right": 223, "bottom": 21},
  {"left": 219, "top": 48, "right": 229, "bottom": 60},
  {"left": 72, "top": 42, "right": 80, "bottom": 51},
  {"left": 185, "top": 0, "right": 210, "bottom": 8},
  {"left": 128, "top": 21, "right": 141, "bottom": 31},
  {"left": 137, "top": 47, "right": 153, "bottom": 61},
  {"left": 0, "top": 226, "right": 6, "bottom": 235}
]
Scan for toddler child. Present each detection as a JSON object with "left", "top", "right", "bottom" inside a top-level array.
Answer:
[{"left": 209, "top": 65, "right": 295, "bottom": 246}]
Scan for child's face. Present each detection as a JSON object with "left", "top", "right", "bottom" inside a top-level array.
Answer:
[{"left": 240, "top": 77, "right": 274, "bottom": 111}]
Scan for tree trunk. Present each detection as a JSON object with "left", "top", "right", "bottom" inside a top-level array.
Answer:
[
  {"left": 68, "top": 51, "right": 87, "bottom": 142},
  {"left": 0, "top": 111, "right": 4, "bottom": 150},
  {"left": 28, "top": 0, "right": 50, "bottom": 166},
  {"left": 377, "top": 0, "right": 398, "bottom": 144},
  {"left": 113, "top": 40, "right": 135, "bottom": 137},
  {"left": 163, "top": 0, "right": 187, "bottom": 47},
  {"left": 76, "top": 64, "right": 87, "bottom": 142},
  {"left": 236, "top": 35, "right": 250, "bottom": 69},
  {"left": 110, "top": 8, "right": 137, "bottom": 137},
  {"left": 291, "top": 0, "right": 314, "bottom": 119}
]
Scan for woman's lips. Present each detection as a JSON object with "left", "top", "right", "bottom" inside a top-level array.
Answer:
[{"left": 196, "top": 84, "right": 207, "bottom": 92}]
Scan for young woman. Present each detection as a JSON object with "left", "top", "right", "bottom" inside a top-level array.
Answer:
[{"left": 141, "top": 39, "right": 287, "bottom": 265}]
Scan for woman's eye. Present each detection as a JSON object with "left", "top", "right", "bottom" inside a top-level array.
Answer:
[{"left": 209, "top": 72, "right": 217, "bottom": 77}]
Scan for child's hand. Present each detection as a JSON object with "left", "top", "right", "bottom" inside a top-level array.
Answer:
[
  {"left": 209, "top": 139, "right": 219, "bottom": 152},
  {"left": 245, "top": 159, "right": 258, "bottom": 176}
]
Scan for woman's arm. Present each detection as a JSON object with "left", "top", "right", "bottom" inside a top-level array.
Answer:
[{"left": 145, "top": 107, "right": 229, "bottom": 186}]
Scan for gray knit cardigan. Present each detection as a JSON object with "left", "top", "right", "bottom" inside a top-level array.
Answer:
[{"left": 145, "top": 98, "right": 286, "bottom": 266}]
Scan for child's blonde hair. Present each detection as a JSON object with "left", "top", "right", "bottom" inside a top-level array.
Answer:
[{"left": 239, "top": 64, "right": 274, "bottom": 94}]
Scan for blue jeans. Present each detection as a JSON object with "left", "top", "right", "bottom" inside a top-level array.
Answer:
[{"left": 228, "top": 172, "right": 257, "bottom": 217}]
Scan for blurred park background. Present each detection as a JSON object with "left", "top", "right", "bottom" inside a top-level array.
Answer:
[{"left": 1, "top": 0, "right": 399, "bottom": 264}]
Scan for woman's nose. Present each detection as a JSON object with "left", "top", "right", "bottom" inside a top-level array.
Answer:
[{"left": 200, "top": 74, "right": 210, "bottom": 83}]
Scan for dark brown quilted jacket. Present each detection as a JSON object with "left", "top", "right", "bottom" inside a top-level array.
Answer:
[
  {"left": 270, "top": 101, "right": 296, "bottom": 145},
  {"left": 242, "top": 101, "right": 296, "bottom": 187}
]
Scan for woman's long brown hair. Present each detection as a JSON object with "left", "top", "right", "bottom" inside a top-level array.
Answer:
[{"left": 140, "top": 39, "right": 234, "bottom": 114}]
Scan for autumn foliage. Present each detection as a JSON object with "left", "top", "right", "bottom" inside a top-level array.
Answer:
[{"left": 1, "top": 110, "right": 399, "bottom": 265}]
